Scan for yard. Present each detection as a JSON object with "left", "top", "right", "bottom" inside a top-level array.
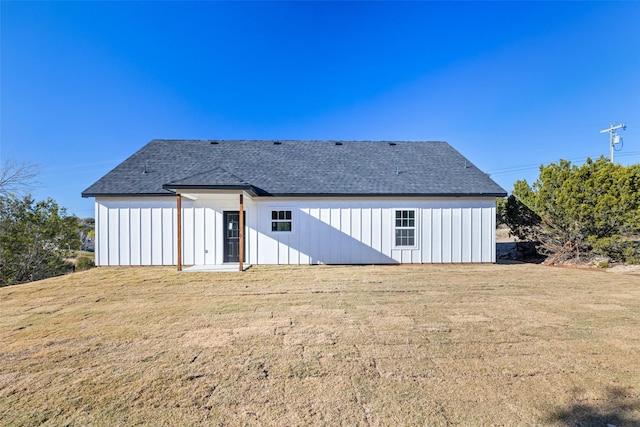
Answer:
[{"left": 1, "top": 263, "right": 639, "bottom": 426}]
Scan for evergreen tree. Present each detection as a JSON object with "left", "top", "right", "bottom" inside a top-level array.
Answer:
[{"left": 505, "top": 157, "right": 640, "bottom": 263}]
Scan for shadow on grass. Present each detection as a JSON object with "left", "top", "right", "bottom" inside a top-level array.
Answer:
[
  {"left": 546, "top": 387, "right": 640, "bottom": 427},
  {"left": 496, "top": 241, "right": 545, "bottom": 264}
]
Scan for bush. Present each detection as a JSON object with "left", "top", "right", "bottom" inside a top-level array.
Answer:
[
  {"left": 590, "top": 235, "right": 640, "bottom": 264},
  {"left": 76, "top": 256, "right": 95, "bottom": 271},
  {"left": 1, "top": 195, "right": 81, "bottom": 285},
  {"left": 509, "top": 158, "right": 640, "bottom": 262},
  {"left": 624, "top": 243, "right": 640, "bottom": 265}
]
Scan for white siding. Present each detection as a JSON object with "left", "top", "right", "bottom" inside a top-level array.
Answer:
[
  {"left": 251, "top": 198, "right": 496, "bottom": 265},
  {"left": 193, "top": 208, "right": 205, "bottom": 265},
  {"left": 119, "top": 208, "right": 130, "bottom": 264},
  {"left": 151, "top": 207, "right": 163, "bottom": 265},
  {"left": 108, "top": 207, "right": 119, "bottom": 264},
  {"left": 451, "top": 208, "right": 462, "bottom": 263},
  {"left": 94, "top": 196, "right": 497, "bottom": 266},
  {"left": 140, "top": 208, "right": 151, "bottom": 265},
  {"left": 95, "top": 195, "right": 250, "bottom": 266},
  {"left": 182, "top": 207, "right": 194, "bottom": 266},
  {"left": 461, "top": 208, "right": 472, "bottom": 263},
  {"left": 130, "top": 208, "right": 141, "bottom": 265},
  {"left": 431, "top": 209, "right": 442, "bottom": 263},
  {"left": 421, "top": 209, "right": 432, "bottom": 263},
  {"left": 471, "top": 208, "right": 483, "bottom": 262}
]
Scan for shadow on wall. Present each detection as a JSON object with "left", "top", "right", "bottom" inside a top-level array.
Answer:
[
  {"left": 270, "top": 209, "right": 398, "bottom": 265},
  {"left": 546, "top": 387, "right": 640, "bottom": 427}
]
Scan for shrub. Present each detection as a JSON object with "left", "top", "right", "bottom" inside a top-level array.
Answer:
[
  {"left": 76, "top": 256, "right": 95, "bottom": 271},
  {"left": 590, "top": 235, "right": 640, "bottom": 264},
  {"left": 509, "top": 158, "right": 640, "bottom": 262},
  {"left": 1, "top": 195, "right": 81, "bottom": 285}
]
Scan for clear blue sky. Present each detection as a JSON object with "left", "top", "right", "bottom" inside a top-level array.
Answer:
[{"left": 2, "top": 1, "right": 639, "bottom": 218}]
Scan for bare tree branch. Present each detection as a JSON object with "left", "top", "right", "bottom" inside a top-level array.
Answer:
[{"left": 0, "top": 159, "right": 41, "bottom": 196}]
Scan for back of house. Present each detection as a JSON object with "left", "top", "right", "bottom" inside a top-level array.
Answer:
[{"left": 82, "top": 140, "right": 506, "bottom": 267}]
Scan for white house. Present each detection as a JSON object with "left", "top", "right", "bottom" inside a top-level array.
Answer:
[{"left": 82, "top": 140, "right": 506, "bottom": 270}]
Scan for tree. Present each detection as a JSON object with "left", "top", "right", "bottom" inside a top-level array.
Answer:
[
  {"left": 506, "top": 157, "right": 640, "bottom": 263},
  {"left": 500, "top": 194, "right": 541, "bottom": 241},
  {"left": 0, "top": 195, "right": 81, "bottom": 286},
  {"left": 0, "top": 159, "right": 40, "bottom": 196}
]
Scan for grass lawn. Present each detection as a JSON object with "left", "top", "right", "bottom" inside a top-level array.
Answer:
[{"left": 1, "top": 263, "right": 639, "bottom": 426}]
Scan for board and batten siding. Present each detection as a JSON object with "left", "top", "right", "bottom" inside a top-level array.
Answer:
[
  {"left": 94, "top": 197, "right": 496, "bottom": 266},
  {"left": 253, "top": 199, "right": 496, "bottom": 265},
  {"left": 94, "top": 195, "right": 254, "bottom": 266}
]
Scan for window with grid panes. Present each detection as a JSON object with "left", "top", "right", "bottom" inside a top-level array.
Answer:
[
  {"left": 395, "top": 210, "right": 415, "bottom": 246},
  {"left": 271, "top": 210, "right": 292, "bottom": 232}
]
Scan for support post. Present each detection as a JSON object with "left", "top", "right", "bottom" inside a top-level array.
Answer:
[
  {"left": 177, "top": 194, "right": 182, "bottom": 272},
  {"left": 239, "top": 193, "right": 244, "bottom": 272}
]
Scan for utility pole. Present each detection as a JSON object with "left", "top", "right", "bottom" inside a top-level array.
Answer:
[{"left": 600, "top": 122, "right": 626, "bottom": 162}]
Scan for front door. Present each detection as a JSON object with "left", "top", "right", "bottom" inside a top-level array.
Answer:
[{"left": 223, "top": 211, "right": 245, "bottom": 263}]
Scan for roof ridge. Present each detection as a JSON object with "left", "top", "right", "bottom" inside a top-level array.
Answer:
[
  {"left": 215, "top": 165, "right": 250, "bottom": 185},
  {"left": 151, "top": 139, "right": 448, "bottom": 144},
  {"left": 168, "top": 165, "right": 250, "bottom": 186}
]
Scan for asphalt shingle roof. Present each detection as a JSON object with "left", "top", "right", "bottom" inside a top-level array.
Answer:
[{"left": 81, "top": 140, "right": 507, "bottom": 198}]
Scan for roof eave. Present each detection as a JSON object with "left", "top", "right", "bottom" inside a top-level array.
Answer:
[
  {"left": 258, "top": 192, "right": 508, "bottom": 198},
  {"left": 83, "top": 190, "right": 507, "bottom": 199},
  {"left": 162, "top": 184, "right": 260, "bottom": 197},
  {"left": 81, "top": 192, "right": 174, "bottom": 198}
]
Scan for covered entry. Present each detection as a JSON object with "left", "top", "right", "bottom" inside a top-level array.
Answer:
[
  {"left": 172, "top": 190, "right": 251, "bottom": 272},
  {"left": 223, "top": 211, "right": 246, "bottom": 263}
]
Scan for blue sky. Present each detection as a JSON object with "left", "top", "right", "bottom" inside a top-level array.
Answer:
[{"left": 2, "top": 1, "right": 639, "bottom": 217}]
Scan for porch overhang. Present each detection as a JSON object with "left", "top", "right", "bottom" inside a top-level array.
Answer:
[
  {"left": 169, "top": 187, "right": 248, "bottom": 273},
  {"left": 162, "top": 183, "right": 259, "bottom": 198}
]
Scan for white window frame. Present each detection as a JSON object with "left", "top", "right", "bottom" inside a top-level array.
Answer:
[
  {"left": 270, "top": 209, "right": 293, "bottom": 233},
  {"left": 393, "top": 209, "right": 419, "bottom": 249}
]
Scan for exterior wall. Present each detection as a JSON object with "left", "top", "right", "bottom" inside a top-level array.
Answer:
[
  {"left": 94, "top": 196, "right": 496, "bottom": 266},
  {"left": 96, "top": 197, "right": 178, "bottom": 266},
  {"left": 94, "top": 195, "right": 255, "bottom": 266},
  {"left": 251, "top": 198, "right": 496, "bottom": 265}
]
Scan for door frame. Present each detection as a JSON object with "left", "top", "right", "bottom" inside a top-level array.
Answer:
[{"left": 223, "top": 210, "right": 246, "bottom": 263}]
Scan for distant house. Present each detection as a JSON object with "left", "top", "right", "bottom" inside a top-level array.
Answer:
[{"left": 82, "top": 140, "right": 506, "bottom": 269}]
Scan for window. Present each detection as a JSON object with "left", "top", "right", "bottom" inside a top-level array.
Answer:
[
  {"left": 395, "top": 210, "right": 415, "bottom": 247},
  {"left": 272, "top": 210, "right": 292, "bottom": 232}
]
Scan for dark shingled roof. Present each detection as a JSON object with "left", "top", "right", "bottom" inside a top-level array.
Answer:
[{"left": 82, "top": 140, "right": 506, "bottom": 198}]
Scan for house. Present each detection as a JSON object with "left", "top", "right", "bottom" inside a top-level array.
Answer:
[{"left": 82, "top": 140, "right": 507, "bottom": 270}]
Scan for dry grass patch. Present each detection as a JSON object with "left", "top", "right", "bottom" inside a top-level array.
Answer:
[{"left": 1, "top": 264, "right": 640, "bottom": 426}]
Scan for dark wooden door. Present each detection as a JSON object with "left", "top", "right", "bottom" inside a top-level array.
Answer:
[{"left": 223, "top": 211, "right": 245, "bottom": 263}]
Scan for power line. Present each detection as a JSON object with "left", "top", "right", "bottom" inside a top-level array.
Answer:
[
  {"left": 43, "top": 159, "right": 123, "bottom": 172},
  {"left": 487, "top": 150, "right": 639, "bottom": 177},
  {"left": 487, "top": 154, "right": 601, "bottom": 176}
]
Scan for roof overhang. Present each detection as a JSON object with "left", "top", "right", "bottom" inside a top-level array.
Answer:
[
  {"left": 81, "top": 192, "right": 175, "bottom": 198},
  {"left": 253, "top": 192, "right": 508, "bottom": 198},
  {"left": 83, "top": 190, "right": 507, "bottom": 199},
  {"left": 161, "top": 183, "right": 260, "bottom": 197}
]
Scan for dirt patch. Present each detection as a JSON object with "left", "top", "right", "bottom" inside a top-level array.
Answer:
[{"left": 608, "top": 264, "right": 640, "bottom": 275}]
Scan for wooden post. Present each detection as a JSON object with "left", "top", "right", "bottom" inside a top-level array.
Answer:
[
  {"left": 239, "top": 194, "right": 244, "bottom": 272},
  {"left": 177, "top": 194, "right": 182, "bottom": 272}
]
